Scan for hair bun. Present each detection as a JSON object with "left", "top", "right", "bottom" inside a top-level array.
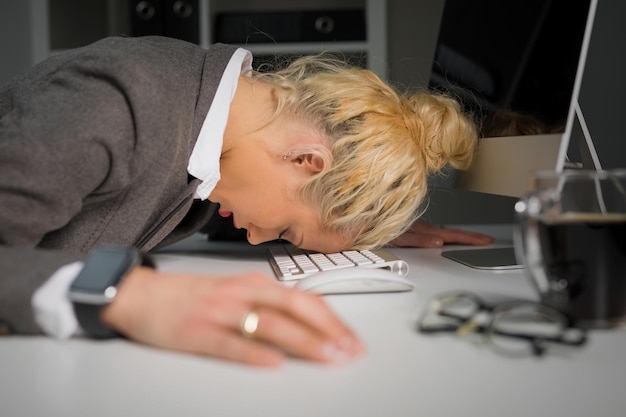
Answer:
[{"left": 405, "top": 92, "right": 478, "bottom": 173}]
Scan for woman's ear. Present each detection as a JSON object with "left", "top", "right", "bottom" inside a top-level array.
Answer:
[{"left": 290, "top": 153, "right": 325, "bottom": 175}]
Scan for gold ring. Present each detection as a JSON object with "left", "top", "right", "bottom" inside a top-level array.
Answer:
[{"left": 240, "top": 310, "right": 260, "bottom": 338}]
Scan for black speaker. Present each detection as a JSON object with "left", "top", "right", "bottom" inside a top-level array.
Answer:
[
  {"left": 214, "top": 9, "right": 366, "bottom": 44},
  {"left": 129, "top": 0, "right": 199, "bottom": 44},
  {"left": 129, "top": 0, "right": 165, "bottom": 36}
]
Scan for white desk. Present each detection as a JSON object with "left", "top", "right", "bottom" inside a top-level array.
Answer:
[{"left": 2, "top": 229, "right": 625, "bottom": 417}]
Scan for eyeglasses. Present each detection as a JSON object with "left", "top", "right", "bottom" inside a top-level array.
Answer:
[{"left": 417, "top": 291, "right": 588, "bottom": 357}]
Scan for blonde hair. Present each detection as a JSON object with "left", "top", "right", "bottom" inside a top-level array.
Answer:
[{"left": 252, "top": 55, "right": 478, "bottom": 249}]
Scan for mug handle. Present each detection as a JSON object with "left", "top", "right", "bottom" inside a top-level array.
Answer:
[{"left": 514, "top": 191, "right": 557, "bottom": 295}]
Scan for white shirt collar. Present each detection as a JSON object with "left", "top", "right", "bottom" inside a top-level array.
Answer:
[{"left": 187, "top": 47, "right": 252, "bottom": 200}]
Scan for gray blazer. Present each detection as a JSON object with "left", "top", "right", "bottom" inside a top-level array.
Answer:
[{"left": 0, "top": 36, "right": 239, "bottom": 334}]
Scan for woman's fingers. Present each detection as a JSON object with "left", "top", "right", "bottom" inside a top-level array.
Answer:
[
  {"left": 179, "top": 303, "right": 359, "bottom": 367},
  {"left": 183, "top": 326, "right": 286, "bottom": 367},
  {"left": 227, "top": 274, "right": 363, "bottom": 351},
  {"left": 391, "top": 221, "right": 494, "bottom": 247},
  {"left": 246, "top": 307, "right": 361, "bottom": 365},
  {"left": 102, "top": 268, "right": 365, "bottom": 366},
  {"left": 216, "top": 274, "right": 365, "bottom": 364}
]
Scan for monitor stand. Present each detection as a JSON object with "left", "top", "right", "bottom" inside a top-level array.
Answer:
[
  {"left": 569, "top": 102, "right": 602, "bottom": 170},
  {"left": 441, "top": 104, "right": 601, "bottom": 270}
]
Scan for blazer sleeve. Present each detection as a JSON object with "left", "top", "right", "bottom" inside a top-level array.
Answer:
[
  {"left": 0, "top": 247, "right": 82, "bottom": 334},
  {"left": 0, "top": 37, "right": 236, "bottom": 335},
  {"left": 0, "top": 42, "right": 137, "bottom": 334}
]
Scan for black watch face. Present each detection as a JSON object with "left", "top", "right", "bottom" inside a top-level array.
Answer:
[{"left": 70, "top": 246, "right": 137, "bottom": 304}]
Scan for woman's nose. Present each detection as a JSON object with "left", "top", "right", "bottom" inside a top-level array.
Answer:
[{"left": 245, "top": 225, "right": 277, "bottom": 245}]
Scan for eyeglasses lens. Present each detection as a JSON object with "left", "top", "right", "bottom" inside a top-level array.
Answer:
[
  {"left": 419, "top": 293, "right": 481, "bottom": 331},
  {"left": 489, "top": 304, "right": 569, "bottom": 356}
]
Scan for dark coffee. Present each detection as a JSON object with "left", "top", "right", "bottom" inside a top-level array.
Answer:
[{"left": 537, "top": 212, "right": 626, "bottom": 327}]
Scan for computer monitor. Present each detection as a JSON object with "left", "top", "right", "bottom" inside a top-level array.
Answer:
[{"left": 425, "top": 0, "right": 600, "bottom": 268}]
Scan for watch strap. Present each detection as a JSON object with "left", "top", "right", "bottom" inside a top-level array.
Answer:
[{"left": 73, "top": 249, "right": 155, "bottom": 339}]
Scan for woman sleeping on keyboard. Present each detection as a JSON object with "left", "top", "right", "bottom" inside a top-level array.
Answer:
[{"left": 0, "top": 37, "right": 492, "bottom": 367}]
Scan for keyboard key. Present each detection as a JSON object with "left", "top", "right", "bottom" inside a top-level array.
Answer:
[
  {"left": 267, "top": 245, "right": 409, "bottom": 281},
  {"left": 342, "top": 250, "right": 374, "bottom": 266}
]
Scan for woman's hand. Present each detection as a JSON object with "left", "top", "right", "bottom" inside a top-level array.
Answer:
[
  {"left": 390, "top": 221, "right": 494, "bottom": 248},
  {"left": 101, "top": 267, "right": 364, "bottom": 367}
]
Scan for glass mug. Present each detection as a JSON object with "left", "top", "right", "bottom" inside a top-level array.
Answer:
[{"left": 514, "top": 170, "right": 626, "bottom": 329}]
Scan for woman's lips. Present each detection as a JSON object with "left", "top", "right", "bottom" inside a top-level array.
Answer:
[{"left": 218, "top": 210, "right": 239, "bottom": 228}]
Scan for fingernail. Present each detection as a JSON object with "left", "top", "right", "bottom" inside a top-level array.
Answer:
[
  {"left": 337, "top": 336, "right": 364, "bottom": 354},
  {"left": 432, "top": 238, "right": 443, "bottom": 247},
  {"left": 322, "top": 342, "right": 352, "bottom": 365}
]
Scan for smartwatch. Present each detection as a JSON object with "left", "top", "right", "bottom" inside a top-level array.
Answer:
[{"left": 69, "top": 245, "right": 155, "bottom": 338}]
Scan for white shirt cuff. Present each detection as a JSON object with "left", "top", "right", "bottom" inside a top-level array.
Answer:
[{"left": 31, "top": 261, "right": 85, "bottom": 339}]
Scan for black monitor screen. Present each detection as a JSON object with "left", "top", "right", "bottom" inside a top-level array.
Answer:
[{"left": 429, "top": 0, "right": 591, "bottom": 137}]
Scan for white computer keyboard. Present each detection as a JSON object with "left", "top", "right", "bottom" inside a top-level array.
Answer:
[{"left": 267, "top": 244, "right": 409, "bottom": 281}]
